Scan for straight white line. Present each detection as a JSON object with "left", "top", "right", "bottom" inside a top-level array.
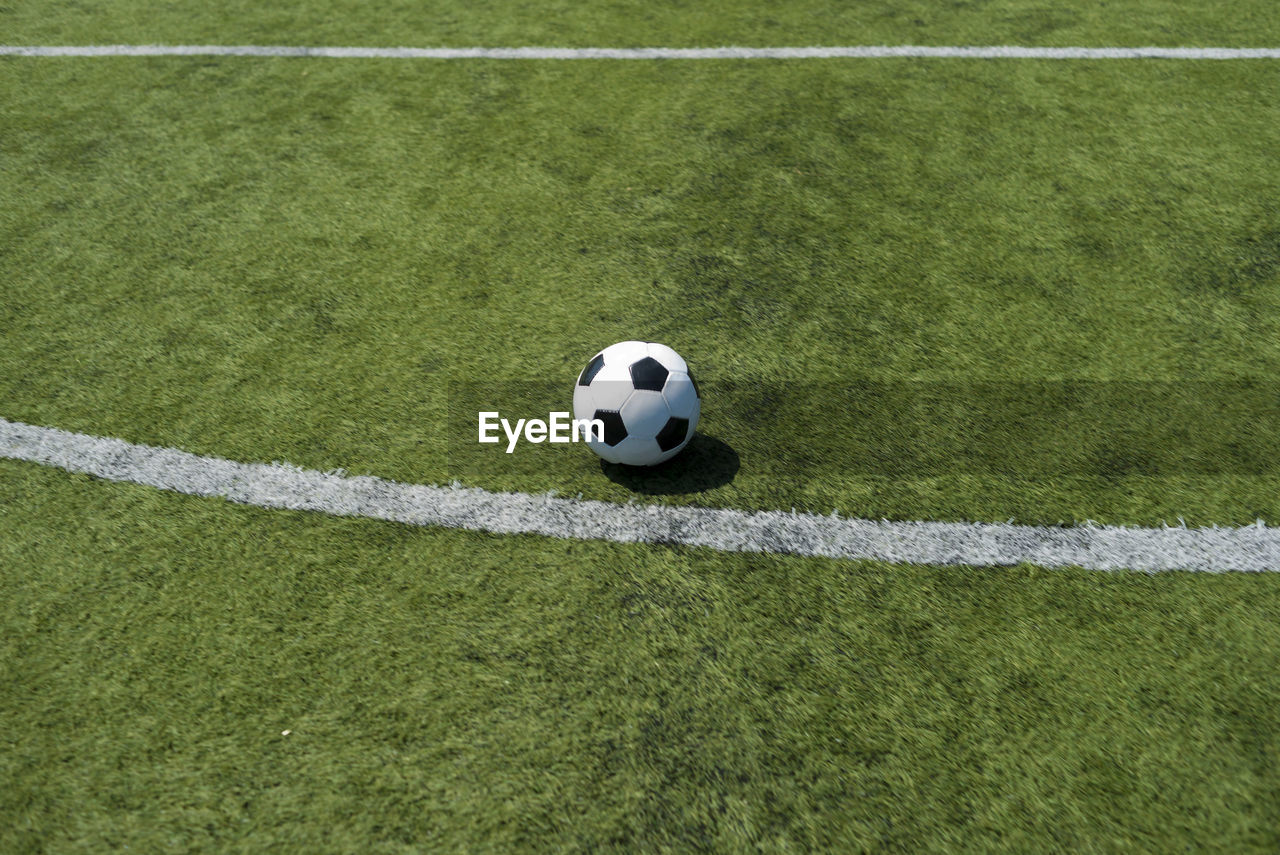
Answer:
[
  {"left": 2, "top": 45, "right": 1280, "bottom": 59},
  {"left": 2, "top": 417, "right": 1277, "bottom": 572}
]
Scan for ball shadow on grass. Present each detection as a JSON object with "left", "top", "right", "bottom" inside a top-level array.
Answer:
[{"left": 600, "top": 433, "right": 740, "bottom": 495}]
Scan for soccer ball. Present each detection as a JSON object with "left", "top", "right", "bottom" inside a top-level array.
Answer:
[{"left": 573, "top": 341, "right": 701, "bottom": 466}]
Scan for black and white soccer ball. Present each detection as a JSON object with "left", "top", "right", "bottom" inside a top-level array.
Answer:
[{"left": 573, "top": 341, "right": 701, "bottom": 466}]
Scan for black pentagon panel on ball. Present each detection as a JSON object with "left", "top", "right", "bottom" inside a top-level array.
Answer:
[
  {"left": 593, "top": 409, "right": 628, "bottom": 447},
  {"left": 655, "top": 416, "right": 690, "bottom": 453},
  {"left": 578, "top": 353, "right": 605, "bottom": 386},
  {"left": 629, "top": 356, "right": 668, "bottom": 392},
  {"left": 687, "top": 368, "right": 700, "bottom": 397}
]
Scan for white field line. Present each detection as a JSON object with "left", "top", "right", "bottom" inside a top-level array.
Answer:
[
  {"left": 2, "top": 45, "right": 1280, "bottom": 59},
  {"left": 2, "top": 417, "right": 1278, "bottom": 572}
]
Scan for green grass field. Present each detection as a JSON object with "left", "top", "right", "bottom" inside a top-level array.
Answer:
[{"left": 4, "top": 1, "right": 1280, "bottom": 850}]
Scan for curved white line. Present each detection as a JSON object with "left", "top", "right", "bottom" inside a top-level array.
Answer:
[{"left": 2, "top": 417, "right": 1276, "bottom": 572}]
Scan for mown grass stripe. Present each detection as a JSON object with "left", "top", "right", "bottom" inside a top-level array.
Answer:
[
  {"left": 2, "top": 417, "right": 1277, "bottom": 572},
  {"left": 2, "top": 45, "right": 1280, "bottom": 59}
]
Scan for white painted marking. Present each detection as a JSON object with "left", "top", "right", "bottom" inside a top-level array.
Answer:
[
  {"left": 1, "top": 45, "right": 1279, "bottom": 59},
  {"left": 2, "top": 417, "right": 1277, "bottom": 572}
]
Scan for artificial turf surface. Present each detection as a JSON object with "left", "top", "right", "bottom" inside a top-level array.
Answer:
[
  {"left": 3, "top": 458, "right": 1280, "bottom": 852},
  {"left": 4, "top": 56, "right": 1280, "bottom": 524},
  {"left": 5, "top": 3, "right": 1280, "bottom": 851},
  {"left": 6, "top": 0, "right": 1280, "bottom": 49}
]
